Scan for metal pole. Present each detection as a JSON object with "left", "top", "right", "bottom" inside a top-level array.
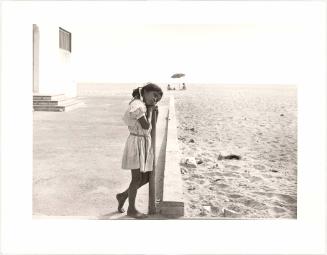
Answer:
[{"left": 148, "top": 108, "right": 157, "bottom": 214}]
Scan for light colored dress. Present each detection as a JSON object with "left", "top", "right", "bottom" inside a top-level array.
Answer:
[{"left": 121, "top": 98, "right": 154, "bottom": 172}]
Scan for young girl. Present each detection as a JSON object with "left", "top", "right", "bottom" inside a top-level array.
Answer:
[{"left": 116, "top": 83, "right": 163, "bottom": 219}]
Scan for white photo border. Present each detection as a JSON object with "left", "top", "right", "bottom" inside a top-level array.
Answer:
[{"left": 1, "top": 1, "right": 326, "bottom": 254}]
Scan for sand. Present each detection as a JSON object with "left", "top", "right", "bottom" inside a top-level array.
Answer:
[{"left": 173, "top": 84, "right": 297, "bottom": 218}]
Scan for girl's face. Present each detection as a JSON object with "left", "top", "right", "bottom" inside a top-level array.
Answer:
[{"left": 143, "top": 90, "right": 162, "bottom": 106}]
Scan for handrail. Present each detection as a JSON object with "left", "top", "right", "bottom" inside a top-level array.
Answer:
[{"left": 148, "top": 107, "right": 157, "bottom": 214}]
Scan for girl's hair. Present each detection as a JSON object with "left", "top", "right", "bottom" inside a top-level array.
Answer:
[{"left": 132, "top": 82, "right": 163, "bottom": 99}]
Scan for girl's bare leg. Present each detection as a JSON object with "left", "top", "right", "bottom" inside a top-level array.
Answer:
[
  {"left": 116, "top": 192, "right": 128, "bottom": 213},
  {"left": 116, "top": 171, "right": 150, "bottom": 213},
  {"left": 126, "top": 169, "right": 147, "bottom": 218}
]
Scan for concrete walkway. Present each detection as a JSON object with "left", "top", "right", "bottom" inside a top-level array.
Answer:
[{"left": 33, "top": 95, "right": 168, "bottom": 219}]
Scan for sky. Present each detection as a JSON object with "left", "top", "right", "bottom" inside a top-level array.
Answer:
[
  {"left": 2, "top": 1, "right": 322, "bottom": 85},
  {"left": 11, "top": 1, "right": 316, "bottom": 84},
  {"left": 72, "top": 23, "right": 303, "bottom": 84}
]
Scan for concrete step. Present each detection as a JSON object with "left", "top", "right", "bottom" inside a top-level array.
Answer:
[
  {"left": 33, "top": 98, "right": 77, "bottom": 106},
  {"left": 33, "top": 105, "right": 66, "bottom": 112},
  {"left": 34, "top": 100, "right": 61, "bottom": 106},
  {"left": 33, "top": 94, "right": 65, "bottom": 101},
  {"left": 33, "top": 99, "right": 84, "bottom": 112}
]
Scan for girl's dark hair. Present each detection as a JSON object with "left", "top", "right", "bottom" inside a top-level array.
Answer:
[{"left": 132, "top": 82, "right": 163, "bottom": 99}]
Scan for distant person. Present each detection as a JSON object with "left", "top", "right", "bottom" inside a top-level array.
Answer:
[
  {"left": 182, "top": 83, "right": 186, "bottom": 90},
  {"left": 167, "top": 84, "right": 171, "bottom": 90},
  {"left": 116, "top": 83, "right": 163, "bottom": 219}
]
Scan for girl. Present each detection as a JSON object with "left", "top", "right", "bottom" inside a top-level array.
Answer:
[{"left": 116, "top": 83, "right": 163, "bottom": 219}]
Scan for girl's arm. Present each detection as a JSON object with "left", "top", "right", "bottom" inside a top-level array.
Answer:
[
  {"left": 138, "top": 117, "right": 150, "bottom": 129},
  {"left": 154, "top": 105, "right": 159, "bottom": 123},
  {"left": 137, "top": 106, "right": 154, "bottom": 129}
]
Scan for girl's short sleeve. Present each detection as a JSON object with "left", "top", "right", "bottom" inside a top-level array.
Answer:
[{"left": 129, "top": 100, "right": 146, "bottom": 120}]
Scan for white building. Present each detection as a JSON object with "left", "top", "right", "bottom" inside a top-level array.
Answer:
[{"left": 33, "top": 24, "right": 76, "bottom": 97}]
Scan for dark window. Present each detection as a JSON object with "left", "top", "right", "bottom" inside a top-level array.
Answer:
[{"left": 59, "top": 27, "right": 71, "bottom": 52}]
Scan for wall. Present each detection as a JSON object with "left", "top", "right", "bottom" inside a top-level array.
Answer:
[
  {"left": 58, "top": 27, "right": 75, "bottom": 97},
  {"left": 37, "top": 24, "right": 76, "bottom": 97}
]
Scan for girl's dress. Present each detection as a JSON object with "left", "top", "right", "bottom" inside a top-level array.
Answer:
[{"left": 121, "top": 98, "right": 154, "bottom": 172}]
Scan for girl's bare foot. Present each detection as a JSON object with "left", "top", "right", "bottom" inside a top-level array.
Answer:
[
  {"left": 116, "top": 193, "right": 128, "bottom": 213},
  {"left": 127, "top": 209, "right": 147, "bottom": 219}
]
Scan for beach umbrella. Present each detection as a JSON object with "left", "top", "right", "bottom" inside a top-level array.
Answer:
[
  {"left": 171, "top": 73, "right": 185, "bottom": 78},
  {"left": 171, "top": 73, "right": 185, "bottom": 89}
]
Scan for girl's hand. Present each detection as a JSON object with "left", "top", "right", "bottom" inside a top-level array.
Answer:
[
  {"left": 146, "top": 104, "right": 156, "bottom": 109},
  {"left": 146, "top": 105, "right": 154, "bottom": 120},
  {"left": 154, "top": 105, "right": 159, "bottom": 122},
  {"left": 153, "top": 105, "right": 158, "bottom": 114},
  {"left": 146, "top": 105, "right": 156, "bottom": 113}
]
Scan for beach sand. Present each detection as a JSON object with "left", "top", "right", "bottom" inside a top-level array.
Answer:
[{"left": 173, "top": 84, "right": 297, "bottom": 218}]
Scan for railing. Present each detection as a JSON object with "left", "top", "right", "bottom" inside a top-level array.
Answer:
[
  {"left": 148, "top": 107, "right": 157, "bottom": 214},
  {"left": 147, "top": 99, "right": 184, "bottom": 217}
]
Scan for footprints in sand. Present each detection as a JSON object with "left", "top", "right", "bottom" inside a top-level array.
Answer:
[
  {"left": 253, "top": 164, "right": 265, "bottom": 170},
  {"left": 224, "top": 191, "right": 294, "bottom": 216},
  {"left": 224, "top": 164, "right": 241, "bottom": 171},
  {"left": 240, "top": 198, "right": 266, "bottom": 210},
  {"left": 272, "top": 193, "right": 295, "bottom": 203},
  {"left": 249, "top": 176, "right": 263, "bottom": 182},
  {"left": 203, "top": 171, "right": 223, "bottom": 177},
  {"left": 270, "top": 206, "right": 286, "bottom": 213},
  {"left": 226, "top": 193, "right": 266, "bottom": 209},
  {"left": 217, "top": 183, "right": 229, "bottom": 189},
  {"left": 222, "top": 171, "right": 240, "bottom": 178},
  {"left": 180, "top": 144, "right": 296, "bottom": 218},
  {"left": 190, "top": 174, "right": 207, "bottom": 185},
  {"left": 228, "top": 194, "right": 242, "bottom": 199},
  {"left": 253, "top": 191, "right": 297, "bottom": 204},
  {"left": 175, "top": 88, "right": 297, "bottom": 219}
]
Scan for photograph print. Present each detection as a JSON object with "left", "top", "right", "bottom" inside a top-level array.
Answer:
[{"left": 32, "top": 23, "right": 297, "bottom": 219}]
